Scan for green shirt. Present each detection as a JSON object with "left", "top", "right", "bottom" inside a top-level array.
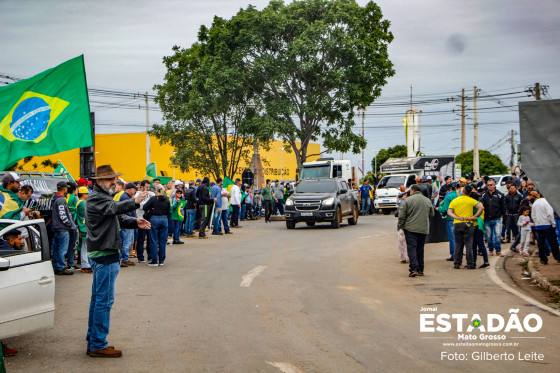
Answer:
[
  {"left": 75, "top": 199, "right": 87, "bottom": 237},
  {"left": 261, "top": 186, "right": 273, "bottom": 201},
  {"left": 438, "top": 190, "right": 458, "bottom": 221},
  {"left": 66, "top": 193, "right": 78, "bottom": 219},
  {"left": 171, "top": 198, "right": 187, "bottom": 221}
]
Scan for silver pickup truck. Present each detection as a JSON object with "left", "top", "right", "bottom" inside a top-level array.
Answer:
[{"left": 0, "top": 219, "right": 55, "bottom": 340}]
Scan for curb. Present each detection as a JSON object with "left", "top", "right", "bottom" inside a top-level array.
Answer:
[{"left": 527, "top": 251, "right": 560, "bottom": 296}]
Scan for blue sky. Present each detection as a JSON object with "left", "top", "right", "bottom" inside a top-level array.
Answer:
[{"left": 1, "top": 0, "right": 559, "bottom": 171}]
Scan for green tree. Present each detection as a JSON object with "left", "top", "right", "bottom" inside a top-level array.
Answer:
[
  {"left": 6, "top": 157, "right": 58, "bottom": 171},
  {"left": 153, "top": 18, "right": 274, "bottom": 180},
  {"left": 229, "top": 0, "right": 394, "bottom": 171},
  {"left": 456, "top": 150, "right": 508, "bottom": 176},
  {"left": 372, "top": 145, "right": 408, "bottom": 171}
]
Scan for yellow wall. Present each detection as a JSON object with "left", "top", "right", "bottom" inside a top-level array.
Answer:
[{"left": 22, "top": 133, "right": 321, "bottom": 182}]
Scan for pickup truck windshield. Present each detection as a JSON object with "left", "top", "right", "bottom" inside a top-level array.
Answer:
[
  {"left": 301, "top": 164, "right": 330, "bottom": 179},
  {"left": 377, "top": 175, "right": 406, "bottom": 189},
  {"left": 296, "top": 180, "right": 336, "bottom": 193}
]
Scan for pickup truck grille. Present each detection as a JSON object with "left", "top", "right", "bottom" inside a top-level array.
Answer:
[{"left": 294, "top": 200, "right": 321, "bottom": 211}]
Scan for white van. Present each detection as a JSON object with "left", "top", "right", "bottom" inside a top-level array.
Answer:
[
  {"left": 373, "top": 174, "right": 418, "bottom": 214},
  {"left": 301, "top": 158, "right": 353, "bottom": 182}
]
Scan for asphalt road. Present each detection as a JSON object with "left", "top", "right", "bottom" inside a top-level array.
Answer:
[{"left": 5, "top": 215, "right": 560, "bottom": 372}]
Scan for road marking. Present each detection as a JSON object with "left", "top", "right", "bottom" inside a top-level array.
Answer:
[
  {"left": 266, "top": 362, "right": 303, "bottom": 373},
  {"left": 487, "top": 252, "right": 560, "bottom": 317},
  {"left": 240, "top": 265, "right": 267, "bottom": 287},
  {"left": 357, "top": 235, "right": 372, "bottom": 239}
]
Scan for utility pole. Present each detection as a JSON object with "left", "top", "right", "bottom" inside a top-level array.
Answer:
[
  {"left": 361, "top": 109, "right": 365, "bottom": 178},
  {"left": 461, "top": 88, "right": 466, "bottom": 153},
  {"left": 145, "top": 92, "right": 151, "bottom": 165},
  {"left": 509, "top": 129, "right": 517, "bottom": 172},
  {"left": 473, "top": 86, "right": 479, "bottom": 178},
  {"left": 535, "top": 82, "right": 541, "bottom": 100}
]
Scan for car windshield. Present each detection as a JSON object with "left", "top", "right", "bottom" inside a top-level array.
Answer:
[
  {"left": 301, "top": 164, "right": 331, "bottom": 179},
  {"left": 377, "top": 176, "right": 406, "bottom": 188},
  {"left": 296, "top": 180, "right": 336, "bottom": 193}
]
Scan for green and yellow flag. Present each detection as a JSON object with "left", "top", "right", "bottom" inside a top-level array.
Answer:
[
  {"left": 144, "top": 162, "right": 172, "bottom": 185},
  {"left": 223, "top": 176, "right": 235, "bottom": 193},
  {"left": 53, "top": 160, "right": 75, "bottom": 182},
  {"left": 0, "top": 55, "right": 93, "bottom": 170}
]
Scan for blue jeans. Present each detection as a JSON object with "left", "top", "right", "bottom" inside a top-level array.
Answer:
[
  {"left": 166, "top": 213, "right": 173, "bottom": 237},
  {"left": 184, "top": 209, "right": 196, "bottom": 235},
  {"left": 274, "top": 199, "right": 285, "bottom": 215},
  {"left": 485, "top": 219, "right": 502, "bottom": 253},
  {"left": 212, "top": 209, "right": 222, "bottom": 233},
  {"left": 87, "top": 260, "right": 120, "bottom": 351},
  {"left": 253, "top": 204, "right": 261, "bottom": 217},
  {"left": 445, "top": 220, "right": 455, "bottom": 256},
  {"left": 136, "top": 228, "right": 149, "bottom": 261},
  {"left": 149, "top": 215, "right": 168, "bottom": 263},
  {"left": 221, "top": 209, "right": 230, "bottom": 233},
  {"left": 172, "top": 220, "right": 183, "bottom": 241},
  {"left": 240, "top": 204, "right": 246, "bottom": 221},
  {"left": 52, "top": 231, "right": 69, "bottom": 271},
  {"left": 66, "top": 229, "right": 78, "bottom": 267},
  {"left": 120, "top": 229, "right": 134, "bottom": 262},
  {"left": 361, "top": 198, "right": 371, "bottom": 215},
  {"left": 556, "top": 219, "right": 560, "bottom": 245}
]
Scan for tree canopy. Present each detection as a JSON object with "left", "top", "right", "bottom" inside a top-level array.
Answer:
[
  {"left": 228, "top": 0, "right": 394, "bottom": 170},
  {"left": 152, "top": 18, "right": 274, "bottom": 179},
  {"left": 456, "top": 150, "right": 508, "bottom": 176}
]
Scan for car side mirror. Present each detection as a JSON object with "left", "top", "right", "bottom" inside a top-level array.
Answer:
[
  {"left": 0, "top": 257, "right": 10, "bottom": 271},
  {"left": 339, "top": 189, "right": 347, "bottom": 194}
]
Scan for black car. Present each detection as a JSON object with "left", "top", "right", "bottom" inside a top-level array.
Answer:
[{"left": 284, "top": 178, "right": 359, "bottom": 229}]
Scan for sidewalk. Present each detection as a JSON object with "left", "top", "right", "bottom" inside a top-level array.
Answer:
[{"left": 527, "top": 248, "right": 560, "bottom": 297}]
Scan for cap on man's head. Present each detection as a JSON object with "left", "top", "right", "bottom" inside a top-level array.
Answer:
[
  {"left": 175, "top": 180, "right": 183, "bottom": 186},
  {"left": 1, "top": 172, "right": 25, "bottom": 184},
  {"left": 421, "top": 176, "right": 427, "bottom": 181},
  {"left": 78, "top": 186, "right": 89, "bottom": 194},
  {"left": 196, "top": 179, "right": 202, "bottom": 183},
  {"left": 125, "top": 182, "right": 138, "bottom": 190},
  {"left": 426, "top": 176, "right": 432, "bottom": 180},
  {"left": 459, "top": 177, "right": 467, "bottom": 182},
  {"left": 56, "top": 180, "right": 69, "bottom": 188},
  {"left": 77, "top": 177, "right": 87, "bottom": 186},
  {"left": 529, "top": 191, "right": 539, "bottom": 198}
]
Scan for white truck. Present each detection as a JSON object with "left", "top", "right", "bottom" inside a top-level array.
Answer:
[
  {"left": 374, "top": 156, "right": 456, "bottom": 214},
  {"left": 0, "top": 219, "right": 55, "bottom": 340},
  {"left": 300, "top": 158, "right": 360, "bottom": 188}
]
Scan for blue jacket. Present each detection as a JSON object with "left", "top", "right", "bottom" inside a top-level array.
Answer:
[{"left": 211, "top": 184, "right": 222, "bottom": 209}]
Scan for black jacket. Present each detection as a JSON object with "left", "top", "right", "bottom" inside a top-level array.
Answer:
[
  {"left": 184, "top": 187, "right": 197, "bottom": 210},
  {"left": 143, "top": 195, "right": 171, "bottom": 216},
  {"left": 51, "top": 194, "right": 76, "bottom": 232},
  {"left": 196, "top": 183, "right": 213, "bottom": 205},
  {"left": 481, "top": 190, "right": 505, "bottom": 220},
  {"left": 504, "top": 192, "right": 523, "bottom": 215},
  {"left": 86, "top": 184, "right": 139, "bottom": 251}
]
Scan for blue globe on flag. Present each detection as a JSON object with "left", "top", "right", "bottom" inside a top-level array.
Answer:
[{"left": 10, "top": 97, "right": 51, "bottom": 141}]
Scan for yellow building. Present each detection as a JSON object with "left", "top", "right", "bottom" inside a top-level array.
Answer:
[{"left": 23, "top": 133, "right": 320, "bottom": 182}]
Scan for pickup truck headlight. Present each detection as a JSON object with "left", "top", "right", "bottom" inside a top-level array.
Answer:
[
  {"left": 322, "top": 197, "right": 335, "bottom": 206},
  {"left": 285, "top": 198, "right": 294, "bottom": 206}
]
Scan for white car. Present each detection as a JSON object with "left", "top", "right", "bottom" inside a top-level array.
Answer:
[
  {"left": 0, "top": 219, "right": 55, "bottom": 340},
  {"left": 488, "top": 175, "right": 513, "bottom": 194}
]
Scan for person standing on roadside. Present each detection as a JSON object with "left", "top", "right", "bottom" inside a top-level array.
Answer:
[
  {"left": 438, "top": 182, "right": 459, "bottom": 261},
  {"left": 359, "top": 180, "right": 373, "bottom": 216},
  {"left": 261, "top": 179, "right": 274, "bottom": 223},
  {"left": 51, "top": 181, "right": 77, "bottom": 275},
  {"left": 211, "top": 178, "right": 224, "bottom": 236},
  {"left": 196, "top": 177, "right": 213, "bottom": 237},
  {"left": 230, "top": 179, "right": 242, "bottom": 228},
  {"left": 447, "top": 185, "right": 484, "bottom": 268},
  {"left": 65, "top": 183, "right": 80, "bottom": 270},
  {"left": 505, "top": 184, "right": 523, "bottom": 252},
  {"left": 135, "top": 180, "right": 155, "bottom": 263},
  {"left": 143, "top": 184, "right": 169, "bottom": 265},
  {"left": 118, "top": 183, "right": 139, "bottom": 267},
  {"left": 531, "top": 194, "right": 560, "bottom": 265},
  {"left": 183, "top": 181, "right": 197, "bottom": 238},
  {"left": 86, "top": 165, "right": 150, "bottom": 357},
  {"left": 397, "top": 184, "right": 434, "bottom": 277},
  {"left": 220, "top": 183, "right": 232, "bottom": 235},
  {"left": 76, "top": 187, "right": 92, "bottom": 273},
  {"left": 272, "top": 180, "right": 285, "bottom": 215},
  {"left": 170, "top": 189, "right": 186, "bottom": 244},
  {"left": 481, "top": 179, "right": 506, "bottom": 256}
]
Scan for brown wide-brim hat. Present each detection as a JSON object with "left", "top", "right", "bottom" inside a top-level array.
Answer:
[{"left": 90, "top": 164, "right": 124, "bottom": 179}]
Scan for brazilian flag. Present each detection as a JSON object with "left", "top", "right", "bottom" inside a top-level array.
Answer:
[{"left": 0, "top": 55, "right": 93, "bottom": 170}]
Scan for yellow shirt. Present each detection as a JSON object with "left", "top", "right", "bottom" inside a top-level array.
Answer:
[
  {"left": 448, "top": 196, "right": 481, "bottom": 224},
  {"left": 113, "top": 190, "right": 124, "bottom": 202}
]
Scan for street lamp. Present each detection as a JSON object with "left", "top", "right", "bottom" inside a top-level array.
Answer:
[{"left": 279, "top": 148, "right": 284, "bottom": 181}]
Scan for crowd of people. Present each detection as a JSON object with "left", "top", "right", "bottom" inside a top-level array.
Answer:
[
  {"left": 0, "top": 166, "right": 298, "bottom": 357},
  {"left": 394, "top": 172, "right": 560, "bottom": 277}
]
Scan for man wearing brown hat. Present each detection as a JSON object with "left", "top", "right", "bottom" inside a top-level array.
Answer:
[{"left": 85, "top": 165, "right": 150, "bottom": 358}]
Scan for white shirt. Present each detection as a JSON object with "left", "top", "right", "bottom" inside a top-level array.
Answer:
[
  {"left": 531, "top": 198, "right": 556, "bottom": 228},
  {"left": 221, "top": 188, "right": 230, "bottom": 209},
  {"left": 135, "top": 190, "right": 155, "bottom": 218},
  {"left": 230, "top": 185, "right": 241, "bottom": 205}
]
